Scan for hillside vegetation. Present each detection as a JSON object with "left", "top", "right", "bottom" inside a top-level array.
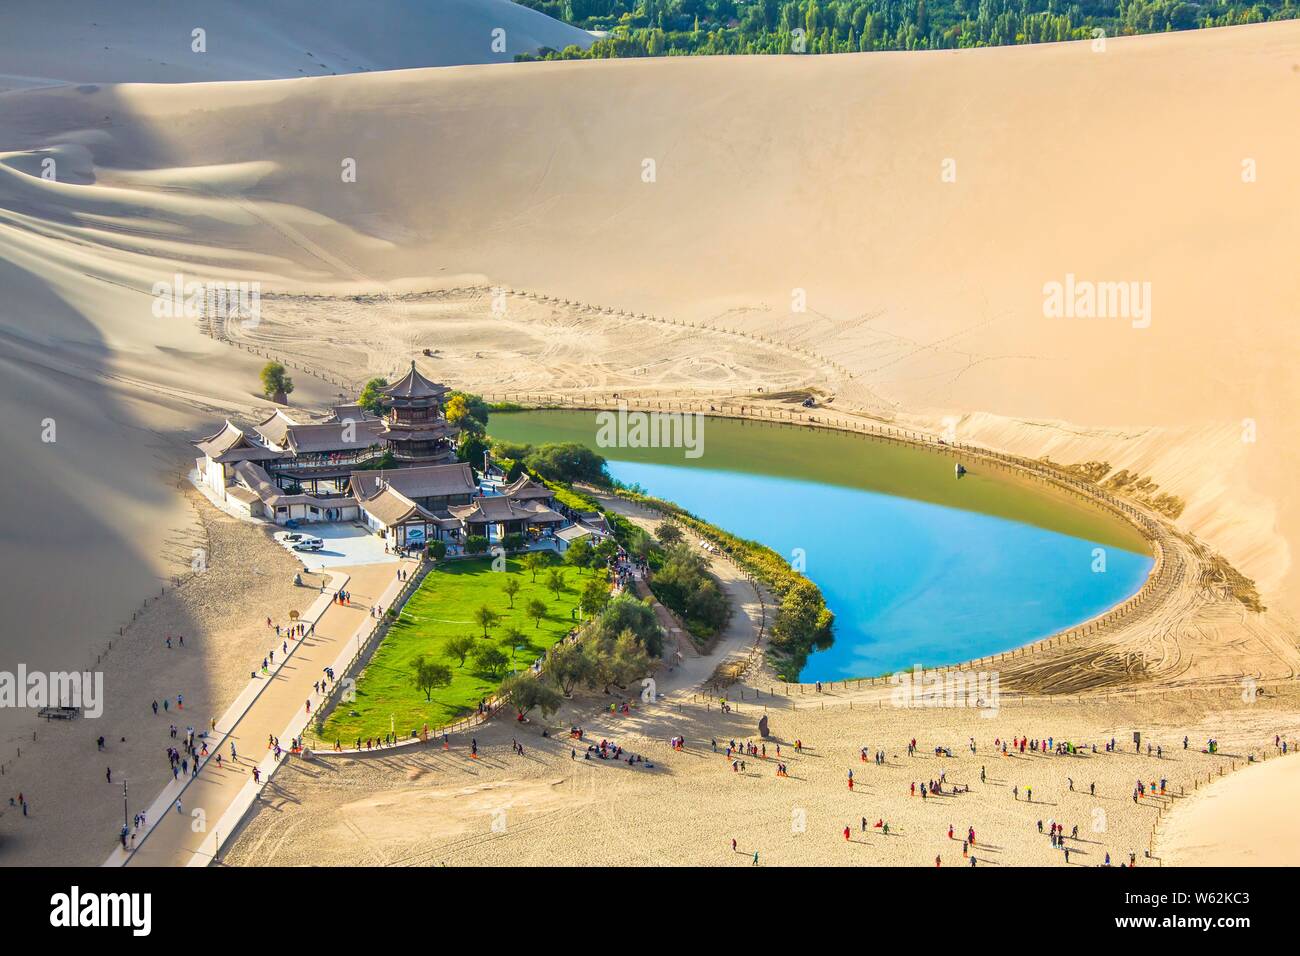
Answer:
[{"left": 518, "top": 0, "right": 1295, "bottom": 58}]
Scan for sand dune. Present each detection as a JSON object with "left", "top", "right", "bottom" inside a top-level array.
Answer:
[
  {"left": 2, "top": 21, "right": 1300, "bottom": 864},
  {"left": 3, "top": 23, "right": 1296, "bottom": 607},
  {"left": 0, "top": 0, "right": 592, "bottom": 88},
  {"left": 1158, "top": 749, "right": 1300, "bottom": 866}
]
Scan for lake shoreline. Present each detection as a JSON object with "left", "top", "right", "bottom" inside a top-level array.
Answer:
[{"left": 485, "top": 400, "right": 1192, "bottom": 685}]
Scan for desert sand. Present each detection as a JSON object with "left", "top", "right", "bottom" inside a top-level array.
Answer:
[
  {"left": 1158, "top": 749, "right": 1300, "bottom": 866},
  {"left": 3, "top": 22, "right": 1297, "bottom": 606},
  {"left": 0, "top": 490, "right": 327, "bottom": 865},
  {"left": 1, "top": 16, "right": 1298, "bottom": 865},
  {"left": 221, "top": 668, "right": 1300, "bottom": 868},
  {"left": 218, "top": 501, "right": 1299, "bottom": 868}
]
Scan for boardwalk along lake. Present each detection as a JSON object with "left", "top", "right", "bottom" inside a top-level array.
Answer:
[{"left": 488, "top": 410, "right": 1153, "bottom": 682}]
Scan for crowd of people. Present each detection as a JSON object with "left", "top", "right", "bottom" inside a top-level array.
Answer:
[{"left": 703, "top": 724, "right": 1300, "bottom": 866}]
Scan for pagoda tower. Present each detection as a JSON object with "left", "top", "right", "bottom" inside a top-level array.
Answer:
[{"left": 377, "top": 361, "right": 459, "bottom": 464}]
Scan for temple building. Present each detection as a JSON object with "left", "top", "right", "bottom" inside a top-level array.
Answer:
[
  {"left": 193, "top": 361, "right": 458, "bottom": 523},
  {"left": 353, "top": 461, "right": 478, "bottom": 548},
  {"left": 376, "top": 362, "right": 459, "bottom": 464},
  {"left": 448, "top": 493, "right": 565, "bottom": 543},
  {"left": 190, "top": 361, "right": 589, "bottom": 554}
]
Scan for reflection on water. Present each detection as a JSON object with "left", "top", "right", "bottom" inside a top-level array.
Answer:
[
  {"left": 610, "top": 462, "right": 1151, "bottom": 681},
  {"left": 487, "top": 410, "right": 1153, "bottom": 681}
]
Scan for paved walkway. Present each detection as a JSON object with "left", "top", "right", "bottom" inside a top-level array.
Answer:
[{"left": 108, "top": 558, "right": 417, "bottom": 866}]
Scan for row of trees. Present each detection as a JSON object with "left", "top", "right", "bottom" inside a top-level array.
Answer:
[
  {"left": 409, "top": 549, "right": 662, "bottom": 720},
  {"left": 501, "top": 591, "right": 663, "bottom": 721},
  {"left": 409, "top": 554, "right": 571, "bottom": 702},
  {"left": 518, "top": 0, "right": 1296, "bottom": 58},
  {"left": 490, "top": 438, "right": 610, "bottom": 486},
  {"left": 616, "top": 494, "right": 833, "bottom": 679},
  {"left": 648, "top": 526, "right": 731, "bottom": 639}
]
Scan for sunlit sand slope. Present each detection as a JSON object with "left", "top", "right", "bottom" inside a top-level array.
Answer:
[{"left": 3, "top": 23, "right": 1296, "bottom": 604}]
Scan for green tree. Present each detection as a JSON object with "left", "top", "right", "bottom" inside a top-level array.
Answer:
[
  {"left": 443, "top": 633, "right": 477, "bottom": 668},
  {"left": 498, "top": 626, "right": 527, "bottom": 661},
  {"left": 545, "top": 640, "right": 591, "bottom": 696},
  {"left": 502, "top": 576, "right": 521, "bottom": 608},
  {"left": 771, "top": 578, "right": 834, "bottom": 652},
  {"left": 465, "top": 535, "right": 489, "bottom": 555},
  {"left": 594, "top": 591, "right": 664, "bottom": 657},
  {"left": 472, "top": 645, "right": 509, "bottom": 678},
  {"left": 564, "top": 536, "right": 594, "bottom": 568},
  {"left": 526, "top": 597, "right": 548, "bottom": 628},
  {"left": 611, "top": 626, "right": 652, "bottom": 687},
  {"left": 410, "top": 654, "right": 452, "bottom": 701},
  {"left": 582, "top": 626, "right": 652, "bottom": 694},
  {"left": 546, "top": 568, "right": 568, "bottom": 599},
  {"left": 259, "top": 361, "right": 293, "bottom": 401},
  {"left": 458, "top": 433, "right": 490, "bottom": 473},
  {"left": 580, "top": 576, "right": 611, "bottom": 617},
  {"left": 593, "top": 538, "right": 619, "bottom": 565},
  {"left": 523, "top": 551, "right": 549, "bottom": 582},
  {"left": 656, "top": 522, "right": 683, "bottom": 546},
  {"left": 445, "top": 391, "right": 490, "bottom": 432},
  {"left": 473, "top": 603, "right": 500, "bottom": 638},
  {"left": 500, "top": 673, "right": 563, "bottom": 719},
  {"left": 358, "top": 377, "right": 388, "bottom": 415},
  {"left": 523, "top": 442, "right": 608, "bottom": 484},
  {"left": 650, "top": 542, "right": 730, "bottom": 637}
]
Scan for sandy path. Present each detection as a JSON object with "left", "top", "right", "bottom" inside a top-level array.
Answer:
[
  {"left": 0, "top": 493, "right": 328, "bottom": 867},
  {"left": 593, "top": 492, "right": 768, "bottom": 696},
  {"left": 121, "top": 558, "right": 414, "bottom": 866}
]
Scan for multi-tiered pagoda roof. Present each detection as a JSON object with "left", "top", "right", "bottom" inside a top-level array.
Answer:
[{"left": 377, "top": 361, "right": 459, "bottom": 463}]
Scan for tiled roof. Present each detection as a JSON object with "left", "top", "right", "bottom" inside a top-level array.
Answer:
[
  {"left": 350, "top": 462, "right": 477, "bottom": 502},
  {"left": 380, "top": 361, "right": 449, "bottom": 401}
]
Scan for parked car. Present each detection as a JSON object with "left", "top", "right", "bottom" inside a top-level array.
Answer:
[
  {"left": 293, "top": 538, "right": 324, "bottom": 552},
  {"left": 282, "top": 532, "right": 304, "bottom": 542}
]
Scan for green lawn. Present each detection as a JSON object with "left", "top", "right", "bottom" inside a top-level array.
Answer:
[{"left": 319, "top": 555, "right": 597, "bottom": 744}]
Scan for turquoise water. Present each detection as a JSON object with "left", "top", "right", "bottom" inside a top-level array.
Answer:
[{"left": 607, "top": 460, "right": 1153, "bottom": 681}]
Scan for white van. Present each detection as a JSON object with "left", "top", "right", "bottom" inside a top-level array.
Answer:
[{"left": 293, "top": 537, "right": 324, "bottom": 552}]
